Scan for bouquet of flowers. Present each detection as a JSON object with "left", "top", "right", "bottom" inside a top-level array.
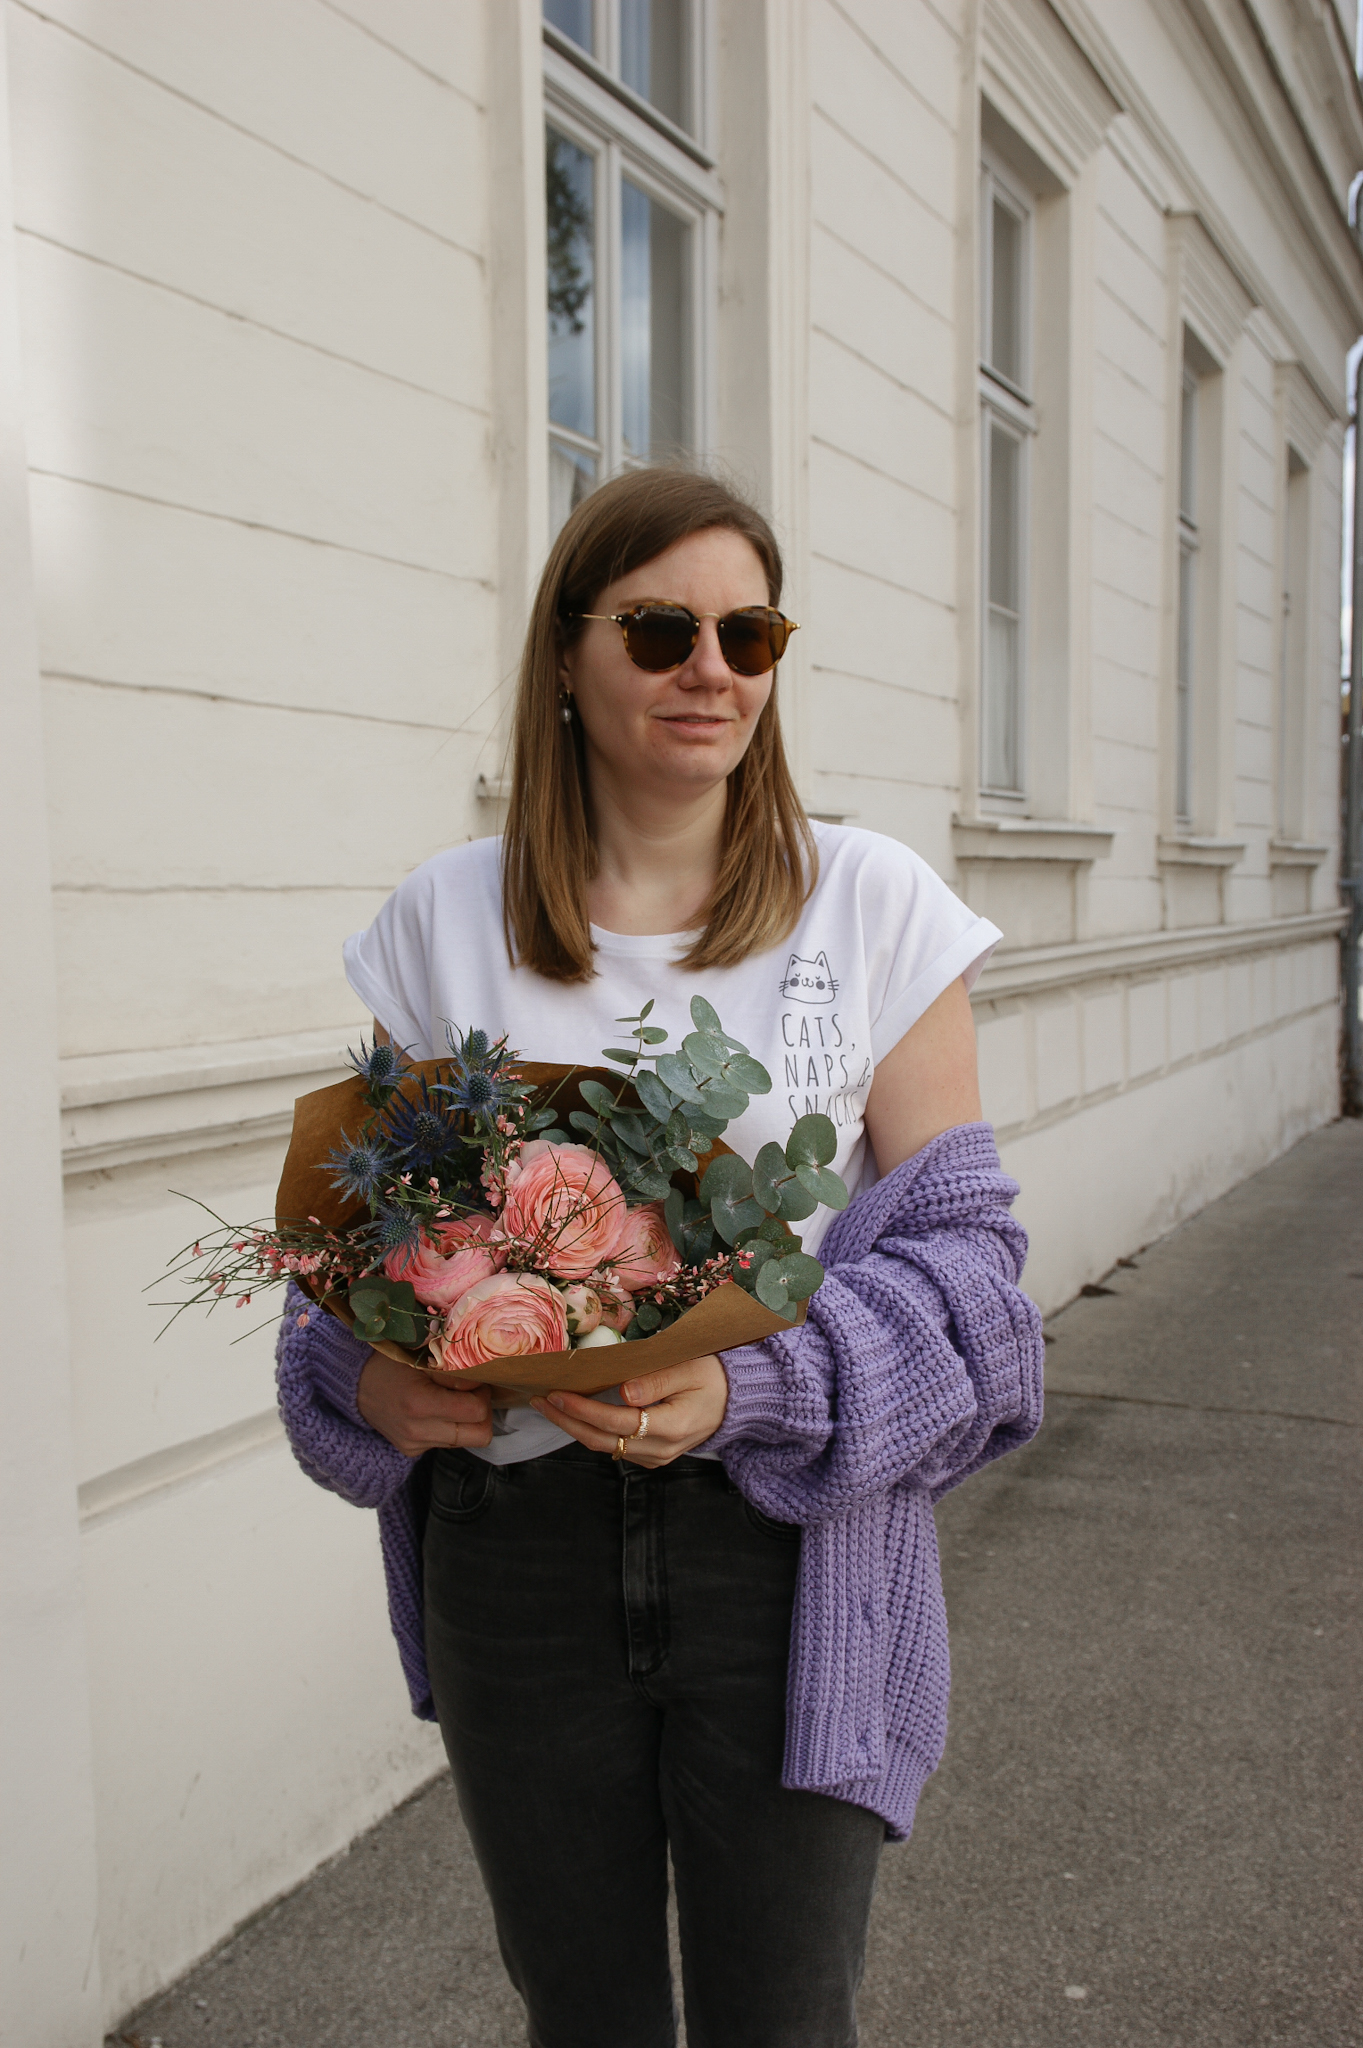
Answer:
[{"left": 158, "top": 997, "right": 849, "bottom": 1402}]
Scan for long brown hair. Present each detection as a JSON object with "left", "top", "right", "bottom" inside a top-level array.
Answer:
[{"left": 501, "top": 466, "right": 816, "bottom": 982}]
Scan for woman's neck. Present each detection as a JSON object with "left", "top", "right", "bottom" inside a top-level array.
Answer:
[{"left": 585, "top": 768, "right": 727, "bottom": 937}]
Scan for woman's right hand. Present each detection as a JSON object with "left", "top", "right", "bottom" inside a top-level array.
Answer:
[{"left": 357, "top": 1351, "right": 494, "bottom": 1455}]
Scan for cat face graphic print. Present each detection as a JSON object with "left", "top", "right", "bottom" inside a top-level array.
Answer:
[{"left": 778, "top": 950, "right": 838, "bottom": 1003}]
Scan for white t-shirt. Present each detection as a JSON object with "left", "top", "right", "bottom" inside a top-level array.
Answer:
[{"left": 343, "top": 822, "right": 1001, "bottom": 1464}]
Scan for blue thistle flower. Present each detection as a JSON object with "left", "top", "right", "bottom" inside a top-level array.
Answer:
[
  {"left": 325, "top": 1134, "right": 389, "bottom": 1205},
  {"left": 438, "top": 1022, "right": 518, "bottom": 1120},
  {"left": 366, "top": 1204, "right": 422, "bottom": 1268},
  {"left": 346, "top": 1036, "right": 408, "bottom": 1093},
  {"left": 381, "top": 1076, "right": 465, "bottom": 1174},
  {"left": 446, "top": 1023, "right": 494, "bottom": 1066}
]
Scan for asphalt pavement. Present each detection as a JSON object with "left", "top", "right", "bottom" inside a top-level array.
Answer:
[{"left": 113, "top": 1119, "right": 1361, "bottom": 2048}]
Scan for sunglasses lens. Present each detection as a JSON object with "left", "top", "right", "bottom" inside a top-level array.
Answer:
[
  {"left": 619, "top": 605, "right": 697, "bottom": 671},
  {"left": 718, "top": 608, "right": 787, "bottom": 675}
]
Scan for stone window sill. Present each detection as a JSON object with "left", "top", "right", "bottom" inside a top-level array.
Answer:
[
  {"left": 1156, "top": 834, "right": 1245, "bottom": 869},
  {"left": 952, "top": 815, "right": 1115, "bottom": 863},
  {"left": 1268, "top": 838, "right": 1329, "bottom": 870}
]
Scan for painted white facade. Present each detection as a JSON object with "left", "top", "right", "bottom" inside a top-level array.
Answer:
[{"left": 0, "top": 1, "right": 1357, "bottom": 2035}]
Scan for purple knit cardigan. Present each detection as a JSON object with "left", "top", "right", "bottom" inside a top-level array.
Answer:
[{"left": 275, "top": 1120, "right": 1043, "bottom": 1839}]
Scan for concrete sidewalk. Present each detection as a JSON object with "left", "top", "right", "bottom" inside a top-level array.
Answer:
[{"left": 114, "top": 1121, "right": 1361, "bottom": 2048}]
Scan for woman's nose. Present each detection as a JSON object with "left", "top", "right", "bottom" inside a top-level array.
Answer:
[{"left": 678, "top": 617, "right": 732, "bottom": 687}]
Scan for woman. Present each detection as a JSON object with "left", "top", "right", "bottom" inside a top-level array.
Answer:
[{"left": 278, "top": 466, "right": 1044, "bottom": 2048}]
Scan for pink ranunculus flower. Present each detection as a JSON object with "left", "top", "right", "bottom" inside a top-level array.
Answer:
[
  {"left": 431, "top": 1271, "right": 569, "bottom": 1374},
  {"left": 434, "top": 1211, "right": 506, "bottom": 1273},
  {"left": 497, "top": 1141, "right": 628, "bottom": 1280},
  {"left": 418, "top": 1244, "right": 499, "bottom": 1310},
  {"left": 557, "top": 1283, "right": 602, "bottom": 1337},
  {"left": 382, "top": 1232, "right": 452, "bottom": 1297},
  {"left": 435, "top": 1212, "right": 500, "bottom": 1256},
  {"left": 611, "top": 1202, "right": 682, "bottom": 1292}
]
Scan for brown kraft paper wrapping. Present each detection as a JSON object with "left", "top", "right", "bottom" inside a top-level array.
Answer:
[{"left": 277, "top": 1061, "right": 807, "bottom": 1406}]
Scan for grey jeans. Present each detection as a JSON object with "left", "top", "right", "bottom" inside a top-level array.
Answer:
[{"left": 422, "top": 1440, "right": 885, "bottom": 2048}]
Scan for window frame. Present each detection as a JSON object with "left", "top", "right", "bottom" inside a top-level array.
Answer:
[
  {"left": 978, "top": 151, "right": 1036, "bottom": 802},
  {"left": 543, "top": 11, "right": 719, "bottom": 516},
  {"left": 1175, "top": 363, "right": 1199, "bottom": 827}
]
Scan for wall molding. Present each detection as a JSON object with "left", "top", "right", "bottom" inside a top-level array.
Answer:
[
  {"left": 60, "top": 1024, "right": 361, "bottom": 1173},
  {"left": 981, "top": 0, "right": 1118, "bottom": 188},
  {"left": 55, "top": 921, "right": 1345, "bottom": 1175},
  {"left": 954, "top": 815, "right": 1115, "bottom": 863},
  {"left": 78, "top": 1409, "right": 285, "bottom": 1529},
  {"left": 972, "top": 907, "right": 1345, "bottom": 1004}
]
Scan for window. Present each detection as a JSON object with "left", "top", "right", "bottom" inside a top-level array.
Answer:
[
  {"left": 1176, "top": 363, "right": 1198, "bottom": 826},
  {"left": 1277, "top": 446, "right": 1309, "bottom": 838},
  {"left": 543, "top": 4, "right": 714, "bottom": 536},
  {"left": 979, "top": 158, "right": 1035, "bottom": 797}
]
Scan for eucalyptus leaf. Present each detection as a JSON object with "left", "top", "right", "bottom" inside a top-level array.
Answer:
[
  {"left": 568, "top": 1109, "right": 602, "bottom": 1138},
  {"left": 698, "top": 1153, "right": 754, "bottom": 1205},
  {"left": 627, "top": 1170, "right": 673, "bottom": 1202},
  {"left": 635, "top": 1300, "right": 662, "bottom": 1333},
  {"left": 736, "top": 1215, "right": 791, "bottom": 1247},
  {"left": 696, "top": 1083, "right": 749, "bottom": 1122},
  {"left": 639, "top": 1025, "right": 668, "bottom": 1044},
  {"left": 751, "top": 1141, "right": 791, "bottom": 1213},
  {"left": 754, "top": 1261, "right": 793, "bottom": 1315},
  {"left": 685, "top": 1109, "right": 729, "bottom": 1140},
  {"left": 724, "top": 1054, "right": 773, "bottom": 1096},
  {"left": 775, "top": 1252, "right": 824, "bottom": 1299},
  {"left": 681, "top": 1032, "right": 728, "bottom": 1080},
  {"left": 660, "top": 1145, "right": 699, "bottom": 1173},
  {"left": 579, "top": 1079, "right": 620, "bottom": 1117},
  {"left": 689, "top": 994, "right": 749, "bottom": 1051},
  {"left": 663, "top": 1186, "right": 686, "bottom": 1255},
  {"left": 656, "top": 1053, "right": 706, "bottom": 1103},
  {"left": 776, "top": 1178, "right": 819, "bottom": 1223},
  {"left": 794, "top": 1160, "right": 849, "bottom": 1208},
  {"left": 527, "top": 1108, "right": 561, "bottom": 1130},
  {"left": 737, "top": 1238, "right": 779, "bottom": 1272},
  {"left": 536, "top": 1127, "right": 569, "bottom": 1145},
  {"left": 602, "top": 1047, "right": 643, "bottom": 1066},
  {"left": 711, "top": 1191, "right": 766, "bottom": 1246},
  {"left": 785, "top": 1113, "right": 839, "bottom": 1169},
  {"left": 610, "top": 1112, "right": 652, "bottom": 1156},
  {"left": 665, "top": 1108, "right": 693, "bottom": 1148},
  {"left": 635, "top": 1068, "right": 681, "bottom": 1122}
]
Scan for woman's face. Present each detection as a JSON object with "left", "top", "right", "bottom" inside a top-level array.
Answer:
[{"left": 560, "top": 527, "right": 776, "bottom": 800}]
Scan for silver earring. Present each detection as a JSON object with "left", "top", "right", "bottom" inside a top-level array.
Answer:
[{"left": 560, "top": 693, "right": 573, "bottom": 724}]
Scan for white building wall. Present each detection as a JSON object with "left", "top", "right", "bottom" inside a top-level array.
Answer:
[{"left": 0, "top": 0, "right": 1358, "bottom": 2034}]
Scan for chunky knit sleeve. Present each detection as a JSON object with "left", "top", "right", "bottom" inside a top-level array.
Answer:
[
  {"left": 275, "top": 1283, "right": 415, "bottom": 1508},
  {"left": 708, "top": 1122, "right": 1043, "bottom": 1524}
]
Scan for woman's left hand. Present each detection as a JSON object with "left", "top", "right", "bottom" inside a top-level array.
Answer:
[{"left": 530, "top": 1351, "right": 728, "bottom": 1466}]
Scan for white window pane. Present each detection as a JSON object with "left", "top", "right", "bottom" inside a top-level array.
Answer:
[
  {"left": 620, "top": 0, "right": 689, "bottom": 130},
  {"left": 988, "top": 426, "right": 1020, "bottom": 611},
  {"left": 546, "top": 129, "right": 596, "bottom": 441},
  {"left": 983, "top": 418, "right": 1023, "bottom": 793},
  {"left": 989, "top": 196, "right": 1023, "bottom": 386},
  {"left": 984, "top": 611, "right": 1021, "bottom": 792},
  {"left": 1176, "top": 542, "right": 1196, "bottom": 823},
  {"left": 544, "top": 0, "right": 593, "bottom": 54},
  {"left": 621, "top": 179, "right": 691, "bottom": 460},
  {"left": 1179, "top": 371, "right": 1198, "bottom": 526},
  {"left": 549, "top": 439, "right": 597, "bottom": 538}
]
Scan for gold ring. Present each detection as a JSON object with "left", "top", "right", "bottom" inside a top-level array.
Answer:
[{"left": 613, "top": 1436, "right": 628, "bottom": 1461}]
